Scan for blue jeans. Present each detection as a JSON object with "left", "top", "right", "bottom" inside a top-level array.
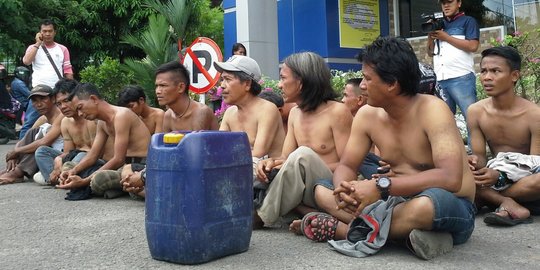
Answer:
[
  {"left": 19, "top": 100, "right": 40, "bottom": 139},
  {"left": 35, "top": 146, "right": 86, "bottom": 182},
  {"left": 415, "top": 188, "right": 475, "bottom": 245},
  {"left": 438, "top": 72, "right": 477, "bottom": 146},
  {"left": 438, "top": 72, "right": 477, "bottom": 117}
]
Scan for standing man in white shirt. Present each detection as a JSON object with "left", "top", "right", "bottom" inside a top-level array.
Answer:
[
  {"left": 21, "top": 18, "right": 74, "bottom": 138},
  {"left": 427, "top": 0, "right": 479, "bottom": 147}
]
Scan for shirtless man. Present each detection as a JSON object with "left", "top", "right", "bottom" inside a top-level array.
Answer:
[
  {"left": 340, "top": 77, "right": 382, "bottom": 179},
  {"left": 33, "top": 79, "right": 90, "bottom": 185},
  {"left": 156, "top": 61, "right": 218, "bottom": 131},
  {"left": 0, "top": 84, "right": 64, "bottom": 184},
  {"left": 303, "top": 37, "right": 475, "bottom": 260},
  {"left": 468, "top": 46, "right": 540, "bottom": 226},
  {"left": 280, "top": 102, "right": 296, "bottom": 134},
  {"left": 57, "top": 83, "right": 150, "bottom": 196},
  {"left": 119, "top": 61, "right": 219, "bottom": 197},
  {"left": 341, "top": 78, "right": 368, "bottom": 116},
  {"left": 214, "top": 55, "right": 285, "bottom": 207},
  {"left": 215, "top": 56, "right": 284, "bottom": 161},
  {"left": 254, "top": 52, "right": 353, "bottom": 226},
  {"left": 117, "top": 85, "right": 164, "bottom": 134}
]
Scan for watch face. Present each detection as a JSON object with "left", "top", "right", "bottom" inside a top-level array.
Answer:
[{"left": 378, "top": 177, "right": 391, "bottom": 188}]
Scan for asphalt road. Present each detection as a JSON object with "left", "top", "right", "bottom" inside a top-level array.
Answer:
[{"left": 1, "top": 140, "right": 539, "bottom": 269}]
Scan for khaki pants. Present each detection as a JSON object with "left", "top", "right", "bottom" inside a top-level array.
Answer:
[
  {"left": 90, "top": 168, "right": 122, "bottom": 196},
  {"left": 257, "top": 146, "right": 332, "bottom": 224}
]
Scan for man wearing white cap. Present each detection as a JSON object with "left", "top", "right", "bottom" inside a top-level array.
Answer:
[{"left": 214, "top": 55, "right": 285, "bottom": 210}]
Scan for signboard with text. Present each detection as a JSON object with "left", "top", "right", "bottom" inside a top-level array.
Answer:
[{"left": 339, "top": 0, "right": 380, "bottom": 49}]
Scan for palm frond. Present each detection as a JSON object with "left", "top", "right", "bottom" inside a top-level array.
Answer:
[
  {"left": 123, "top": 57, "right": 157, "bottom": 102},
  {"left": 144, "top": 0, "right": 191, "bottom": 39}
]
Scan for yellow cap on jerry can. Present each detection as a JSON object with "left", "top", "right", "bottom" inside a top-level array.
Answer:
[{"left": 163, "top": 133, "right": 184, "bottom": 144}]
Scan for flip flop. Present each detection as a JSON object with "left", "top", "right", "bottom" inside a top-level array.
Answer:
[
  {"left": 484, "top": 206, "right": 533, "bottom": 226},
  {"left": 300, "top": 212, "right": 338, "bottom": 242}
]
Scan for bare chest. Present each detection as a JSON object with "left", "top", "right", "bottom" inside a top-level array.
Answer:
[
  {"left": 294, "top": 116, "right": 334, "bottom": 155},
  {"left": 376, "top": 125, "right": 434, "bottom": 172},
  {"left": 479, "top": 115, "right": 531, "bottom": 154}
]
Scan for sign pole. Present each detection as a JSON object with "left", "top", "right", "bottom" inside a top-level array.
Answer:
[{"left": 199, "top": 94, "right": 205, "bottom": 104}]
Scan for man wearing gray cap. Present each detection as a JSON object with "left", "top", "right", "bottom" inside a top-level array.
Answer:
[
  {"left": 214, "top": 55, "right": 285, "bottom": 210},
  {"left": 0, "top": 84, "right": 64, "bottom": 184}
]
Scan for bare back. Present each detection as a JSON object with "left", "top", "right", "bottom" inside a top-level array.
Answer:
[
  {"left": 285, "top": 101, "right": 352, "bottom": 170},
  {"left": 220, "top": 98, "right": 285, "bottom": 158},
  {"left": 468, "top": 97, "right": 540, "bottom": 156},
  {"left": 101, "top": 106, "right": 150, "bottom": 158},
  {"left": 141, "top": 107, "right": 165, "bottom": 134},
  {"left": 163, "top": 101, "right": 219, "bottom": 132}
]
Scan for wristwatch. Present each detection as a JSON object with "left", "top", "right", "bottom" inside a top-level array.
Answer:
[
  {"left": 140, "top": 168, "right": 147, "bottom": 184},
  {"left": 376, "top": 177, "right": 391, "bottom": 200}
]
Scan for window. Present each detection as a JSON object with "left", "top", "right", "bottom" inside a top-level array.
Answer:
[
  {"left": 396, "top": 0, "right": 539, "bottom": 37},
  {"left": 397, "top": 0, "right": 439, "bottom": 38},
  {"left": 514, "top": 0, "right": 540, "bottom": 32}
]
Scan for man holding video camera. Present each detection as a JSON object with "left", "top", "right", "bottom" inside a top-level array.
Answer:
[{"left": 427, "top": 0, "right": 479, "bottom": 147}]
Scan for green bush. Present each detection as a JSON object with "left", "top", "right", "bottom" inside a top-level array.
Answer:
[
  {"left": 80, "top": 57, "right": 134, "bottom": 104},
  {"left": 331, "top": 70, "right": 363, "bottom": 97},
  {"left": 258, "top": 70, "right": 363, "bottom": 98},
  {"left": 489, "top": 29, "right": 540, "bottom": 103}
]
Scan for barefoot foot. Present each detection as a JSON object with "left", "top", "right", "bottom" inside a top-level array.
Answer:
[
  {"left": 289, "top": 219, "right": 302, "bottom": 235},
  {"left": 0, "top": 168, "right": 25, "bottom": 185}
]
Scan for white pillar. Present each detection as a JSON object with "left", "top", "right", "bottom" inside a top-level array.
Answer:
[{"left": 236, "top": 0, "right": 279, "bottom": 80}]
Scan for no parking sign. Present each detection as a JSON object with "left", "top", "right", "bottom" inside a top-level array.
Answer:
[{"left": 181, "top": 37, "right": 223, "bottom": 94}]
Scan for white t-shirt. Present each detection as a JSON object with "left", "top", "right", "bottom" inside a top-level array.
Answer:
[
  {"left": 35, "top": 123, "right": 64, "bottom": 151},
  {"left": 26, "top": 43, "right": 73, "bottom": 88}
]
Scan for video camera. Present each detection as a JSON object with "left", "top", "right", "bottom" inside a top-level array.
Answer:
[{"left": 421, "top": 12, "right": 444, "bottom": 33}]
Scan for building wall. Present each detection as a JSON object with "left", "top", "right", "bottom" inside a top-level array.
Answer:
[{"left": 224, "top": 1, "right": 507, "bottom": 76}]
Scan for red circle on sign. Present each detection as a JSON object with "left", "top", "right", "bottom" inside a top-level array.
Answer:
[{"left": 181, "top": 37, "right": 223, "bottom": 94}]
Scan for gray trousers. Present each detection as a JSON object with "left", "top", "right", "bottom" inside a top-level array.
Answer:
[
  {"left": 16, "top": 127, "right": 40, "bottom": 177},
  {"left": 257, "top": 146, "right": 333, "bottom": 224}
]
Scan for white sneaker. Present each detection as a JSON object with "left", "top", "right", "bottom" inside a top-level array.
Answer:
[{"left": 33, "top": 172, "right": 48, "bottom": 185}]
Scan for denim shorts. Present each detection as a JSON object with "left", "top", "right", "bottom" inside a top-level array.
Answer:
[
  {"left": 315, "top": 178, "right": 334, "bottom": 190},
  {"left": 317, "top": 181, "right": 475, "bottom": 245},
  {"left": 415, "top": 188, "right": 475, "bottom": 245}
]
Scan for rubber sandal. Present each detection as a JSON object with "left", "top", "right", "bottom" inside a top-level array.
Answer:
[
  {"left": 484, "top": 207, "right": 533, "bottom": 226},
  {"left": 300, "top": 212, "right": 338, "bottom": 242}
]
